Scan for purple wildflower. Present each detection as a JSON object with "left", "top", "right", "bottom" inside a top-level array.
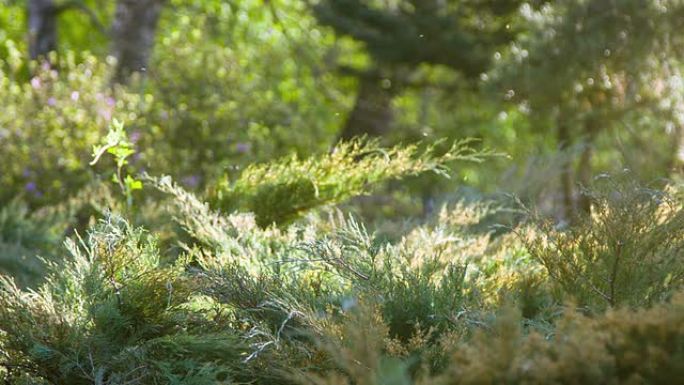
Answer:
[
  {"left": 182, "top": 175, "right": 201, "bottom": 189},
  {"left": 235, "top": 142, "right": 251, "bottom": 154},
  {"left": 130, "top": 130, "right": 141, "bottom": 143},
  {"left": 101, "top": 109, "right": 113, "bottom": 121},
  {"left": 47, "top": 97, "right": 57, "bottom": 107},
  {"left": 30, "top": 77, "right": 41, "bottom": 90},
  {"left": 71, "top": 91, "right": 80, "bottom": 102}
]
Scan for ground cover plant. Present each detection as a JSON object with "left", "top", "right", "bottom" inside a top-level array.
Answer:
[
  {"left": 2, "top": 1, "right": 684, "bottom": 384},
  {"left": 2, "top": 136, "right": 684, "bottom": 383}
]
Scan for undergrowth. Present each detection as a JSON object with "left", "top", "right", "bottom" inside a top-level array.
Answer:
[{"left": 1, "top": 141, "right": 683, "bottom": 384}]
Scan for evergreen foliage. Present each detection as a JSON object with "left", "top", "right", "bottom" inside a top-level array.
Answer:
[
  {"left": 527, "top": 176, "right": 684, "bottom": 310},
  {"left": 298, "top": 295, "right": 684, "bottom": 385},
  {"left": 312, "top": 0, "right": 521, "bottom": 75},
  {"left": 212, "top": 139, "right": 485, "bottom": 227},
  {"left": 0, "top": 200, "right": 63, "bottom": 288},
  {"left": 3, "top": 167, "right": 684, "bottom": 384},
  {"left": 0, "top": 215, "right": 250, "bottom": 384}
]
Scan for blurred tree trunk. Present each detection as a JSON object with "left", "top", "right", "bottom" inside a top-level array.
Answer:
[
  {"left": 337, "top": 75, "right": 394, "bottom": 141},
  {"left": 111, "top": 0, "right": 165, "bottom": 83},
  {"left": 576, "top": 119, "right": 598, "bottom": 215},
  {"left": 667, "top": 123, "right": 684, "bottom": 174},
  {"left": 28, "top": 0, "right": 58, "bottom": 60}
]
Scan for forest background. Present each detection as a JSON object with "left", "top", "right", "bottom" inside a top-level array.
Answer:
[{"left": 2, "top": 1, "right": 684, "bottom": 384}]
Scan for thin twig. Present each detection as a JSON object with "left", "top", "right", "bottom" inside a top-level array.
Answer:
[{"left": 609, "top": 241, "right": 623, "bottom": 307}]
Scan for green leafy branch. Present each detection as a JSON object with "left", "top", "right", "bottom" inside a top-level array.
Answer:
[
  {"left": 213, "top": 137, "right": 492, "bottom": 228},
  {"left": 90, "top": 119, "right": 142, "bottom": 207}
]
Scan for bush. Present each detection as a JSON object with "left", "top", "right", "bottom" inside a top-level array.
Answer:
[
  {"left": 2, "top": 158, "right": 683, "bottom": 384},
  {"left": 143, "top": 2, "right": 347, "bottom": 186},
  {"left": 297, "top": 292, "right": 684, "bottom": 385},
  {"left": 435, "top": 294, "right": 684, "bottom": 385},
  {"left": 0, "top": 43, "right": 143, "bottom": 208},
  {"left": 0, "top": 215, "right": 250, "bottom": 385},
  {"left": 212, "top": 139, "right": 484, "bottom": 227},
  {"left": 526, "top": 176, "right": 684, "bottom": 310},
  {"left": 0, "top": 199, "right": 68, "bottom": 288}
]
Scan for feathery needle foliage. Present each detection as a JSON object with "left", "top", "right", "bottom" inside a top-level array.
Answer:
[
  {"left": 213, "top": 138, "right": 488, "bottom": 228},
  {"left": 526, "top": 176, "right": 684, "bottom": 310},
  {"left": 0, "top": 215, "right": 248, "bottom": 385}
]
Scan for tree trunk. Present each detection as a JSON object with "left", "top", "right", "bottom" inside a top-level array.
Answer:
[
  {"left": 337, "top": 75, "right": 394, "bottom": 141},
  {"left": 667, "top": 123, "right": 684, "bottom": 174},
  {"left": 576, "top": 119, "right": 598, "bottom": 215},
  {"left": 111, "top": 0, "right": 165, "bottom": 83},
  {"left": 28, "top": 0, "right": 58, "bottom": 61}
]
